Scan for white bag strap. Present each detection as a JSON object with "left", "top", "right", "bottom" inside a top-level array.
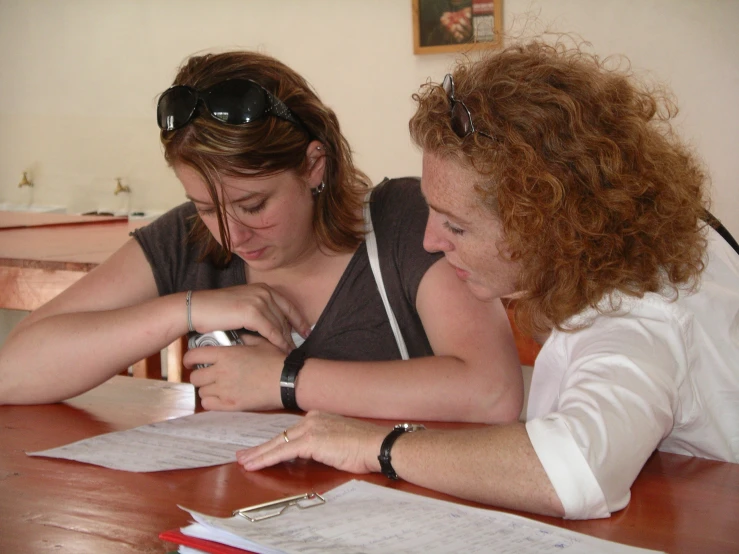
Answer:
[{"left": 364, "top": 192, "right": 409, "bottom": 360}]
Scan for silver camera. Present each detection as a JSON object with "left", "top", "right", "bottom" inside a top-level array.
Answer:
[
  {"left": 188, "top": 330, "right": 244, "bottom": 369},
  {"left": 188, "top": 329, "right": 244, "bottom": 349}
]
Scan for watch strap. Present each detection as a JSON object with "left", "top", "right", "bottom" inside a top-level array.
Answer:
[
  {"left": 280, "top": 348, "right": 306, "bottom": 410},
  {"left": 378, "top": 423, "right": 425, "bottom": 480}
]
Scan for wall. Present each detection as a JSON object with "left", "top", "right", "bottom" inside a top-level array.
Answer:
[{"left": 0, "top": 0, "right": 737, "bottom": 233}]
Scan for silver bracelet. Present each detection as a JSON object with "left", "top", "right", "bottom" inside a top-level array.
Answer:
[{"left": 185, "top": 290, "right": 194, "bottom": 333}]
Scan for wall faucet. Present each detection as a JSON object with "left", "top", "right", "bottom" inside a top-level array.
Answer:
[
  {"left": 114, "top": 178, "right": 130, "bottom": 195},
  {"left": 18, "top": 172, "right": 33, "bottom": 188}
]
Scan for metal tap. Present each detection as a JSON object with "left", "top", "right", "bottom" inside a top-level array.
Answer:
[
  {"left": 18, "top": 172, "right": 33, "bottom": 188},
  {"left": 114, "top": 178, "right": 130, "bottom": 195}
]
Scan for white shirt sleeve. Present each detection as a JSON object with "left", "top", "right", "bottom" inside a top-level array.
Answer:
[
  {"left": 526, "top": 306, "right": 686, "bottom": 519},
  {"left": 526, "top": 415, "right": 611, "bottom": 519}
]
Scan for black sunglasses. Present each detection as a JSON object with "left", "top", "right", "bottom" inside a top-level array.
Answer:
[
  {"left": 442, "top": 74, "right": 493, "bottom": 140},
  {"left": 156, "top": 78, "right": 308, "bottom": 134}
]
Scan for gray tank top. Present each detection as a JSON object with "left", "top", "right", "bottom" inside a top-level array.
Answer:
[{"left": 132, "top": 177, "right": 442, "bottom": 361}]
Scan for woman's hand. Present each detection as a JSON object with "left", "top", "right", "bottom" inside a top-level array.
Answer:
[
  {"left": 236, "top": 411, "right": 388, "bottom": 474},
  {"left": 185, "top": 334, "right": 286, "bottom": 411},
  {"left": 189, "top": 284, "right": 310, "bottom": 353}
]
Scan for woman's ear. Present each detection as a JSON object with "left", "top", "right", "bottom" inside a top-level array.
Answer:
[{"left": 306, "top": 140, "right": 326, "bottom": 187}]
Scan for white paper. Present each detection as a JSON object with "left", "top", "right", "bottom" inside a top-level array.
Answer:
[
  {"left": 180, "top": 480, "right": 665, "bottom": 554},
  {"left": 178, "top": 547, "right": 209, "bottom": 554},
  {"left": 27, "top": 411, "right": 301, "bottom": 472}
]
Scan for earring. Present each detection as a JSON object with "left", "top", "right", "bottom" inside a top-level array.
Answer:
[{"left": 312, "top": 181, "right": 326, "bottom": 196}]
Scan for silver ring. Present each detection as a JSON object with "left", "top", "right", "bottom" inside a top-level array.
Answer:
[{"left": 282, "top": 429, "right": 290, "bottom": 443}]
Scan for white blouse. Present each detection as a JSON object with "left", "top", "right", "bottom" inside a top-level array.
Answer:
[{"left": 525, "top": 227, "right": 739, "bottom": 519}]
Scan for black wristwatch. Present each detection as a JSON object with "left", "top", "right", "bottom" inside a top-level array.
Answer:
[
  {"left": 280, "top": 349, "right": 307, "bottom": 410},
  {"left": 378, "top": 423, "right": 426, "bottom": 480}
]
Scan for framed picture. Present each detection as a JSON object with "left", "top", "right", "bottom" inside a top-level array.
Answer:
[{"left": 412, "top": 0, "right": 503, "bottom": 55}]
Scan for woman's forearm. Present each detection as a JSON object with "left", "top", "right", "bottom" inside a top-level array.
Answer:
[
  {"left": 390, "top": 423, "right": 565, "bottom": 517},
  {"left": 295, "top": 355, "right": 523, "bottom": 423},
  {"left": 238, "top": 413, "right": 563, "bottom": 517},
  {"left": 0, "top": 292, "right": 189, "bottom": 404}
]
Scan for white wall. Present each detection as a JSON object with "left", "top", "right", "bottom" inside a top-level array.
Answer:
[{"left": 0, "top": 0, "right": 737, "bottom": 232}]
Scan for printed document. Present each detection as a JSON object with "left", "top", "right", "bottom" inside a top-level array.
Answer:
[
  {"left": 179, "top": 479, "right": 665, "bottom": 554},
  {"left": 27, "top": 411, "right": 301, "bottom": 472}
]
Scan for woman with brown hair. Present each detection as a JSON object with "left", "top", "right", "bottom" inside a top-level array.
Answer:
[
  {"left": 239, "top": 40, "right": 739, "bottom": 519},
  {"left": 0, "top": 51, "right": 522, "bottom": 424}
]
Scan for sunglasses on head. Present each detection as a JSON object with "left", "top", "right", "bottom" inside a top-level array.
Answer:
[
  {"left": 156, "top": 78, "right": 308, "bottom": 134},
  {"left": 442, "top": 74, "right": 493, "bottom": 140}
]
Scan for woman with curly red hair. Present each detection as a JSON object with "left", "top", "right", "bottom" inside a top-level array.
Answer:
[{"left": 239, "top": 39, "right": 739, "bottom": 519}]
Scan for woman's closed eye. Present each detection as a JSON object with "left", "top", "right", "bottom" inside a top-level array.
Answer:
[
  {"left": 194, "top": 201, "right": 266, "bottom": 218},
  {"left": 195, "top": 204, "right": 216, "bottom": 216},
  {"left": 239, "top": 201, "right": 266, "bottom": 215},
  {"left": 443, "top": 220, "right": 465, "bottom": 236}
]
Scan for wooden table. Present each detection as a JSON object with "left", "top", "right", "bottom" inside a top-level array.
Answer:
[
  {"left": 0, "top": 213, "right": 182, "bottom": 379},
  {"left": 0, "top": 211, "right": 127, "bottom": 230},
  {"left": 0, "top": 216, "right": 132, "bottom": 310},
  {"left": 1, "top": 377, "right": 736, "bottom": 554}
]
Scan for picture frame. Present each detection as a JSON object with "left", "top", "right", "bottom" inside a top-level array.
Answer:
[{"left": 412, "top": 0, "right": 503, "bottom": 55}]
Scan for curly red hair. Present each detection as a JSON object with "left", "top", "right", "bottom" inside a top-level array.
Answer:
[{"left": 410, "top": 40, "right": 709, "bottom": 334}]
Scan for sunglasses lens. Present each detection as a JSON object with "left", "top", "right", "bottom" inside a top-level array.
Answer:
[
  {"left": 205, "top": 80, "right": 268, "bottom": 125},
  {"left": 157, "top": 86, "right": 198, "bottom": 131},
  {"left": 450, "top": 101, "right": 473, "bottom": 138},
  {"left": 442, "top": 74, "right": 454, "bottom": 98}
]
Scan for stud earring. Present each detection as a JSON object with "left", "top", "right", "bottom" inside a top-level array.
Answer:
[{"left": 312, "top": 181, "right": 326, "bottom": 196}]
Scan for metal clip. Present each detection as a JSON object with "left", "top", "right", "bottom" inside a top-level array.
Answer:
[{"left": 232, "top": 492, "right": 326, "bottom": 522}]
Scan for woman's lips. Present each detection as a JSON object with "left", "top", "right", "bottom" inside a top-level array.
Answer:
[
  {"left": 448, "top": 261, "right": 470, "bottom": 280},
  {"left": 239, "top": 247, "right": 267, "bottom": 261}
]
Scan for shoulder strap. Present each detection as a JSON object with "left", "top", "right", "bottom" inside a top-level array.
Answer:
[{"left": 364, "top": 191, "right": 410, "bottom": 360}]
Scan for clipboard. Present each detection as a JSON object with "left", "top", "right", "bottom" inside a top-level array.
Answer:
[
  {"left": 160, "top": 527, "right": 249, "bottom": 554},
  {"left": 163, "top": 492, "right": 327, "bottom": 553},
  {"left": 231, "top": 492, "right": 326, "bottom": 522},
  {"left": 173, "top": 480, "right": 665, "bottom": 554}
]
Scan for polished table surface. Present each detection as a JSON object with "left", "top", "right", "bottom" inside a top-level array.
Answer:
[
  {"left": 1, "top": 377, "right": 737, "bottom": 554},
  {"left": 0, "top": 215, "right": 132, "bottom": 270},
  {"left": 0, "top": 216, "right": 133, "bottom": 310},
  {"left": 0, "top": 211, "right": 127, "bottom": 231}
]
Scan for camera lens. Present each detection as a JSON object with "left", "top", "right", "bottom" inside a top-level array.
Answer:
[{"left": 192, "top": 334, "right": 222, "bottom": 347}]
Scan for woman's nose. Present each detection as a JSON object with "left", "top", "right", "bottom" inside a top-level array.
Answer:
[
  {"left": 226, "top": 217, "right": 254, "bottom": 245},
  {"left": 423, "top": 214, "right": 451, "bottom": 254}
]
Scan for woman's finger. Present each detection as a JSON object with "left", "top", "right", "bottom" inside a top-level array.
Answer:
[
  {"left": 237, "top": 423, "right": 304, "bottom": 464},
  {"left": 237, "top": 435, "right": 304, "bottom": 470},
  {"left": 183, "top": 347, "right": 218, "bottom": 371},
  {"left": 263, "top": 298, "right": 295, "bottom": 349},
  {"left": 239, "top": 295, "right": 294, "bottom": 352},
  {"left": 267, "top": 289, "right": 312, "bottom": 338},
  {"left": 187, "top": 365, "right": 217, "bottom": 388},
  {"left": 239, "top": 332, "right": 266, "bottom": 347},
  {"left": 249, "top": 284, "right": 308, "bottom": 344}
]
